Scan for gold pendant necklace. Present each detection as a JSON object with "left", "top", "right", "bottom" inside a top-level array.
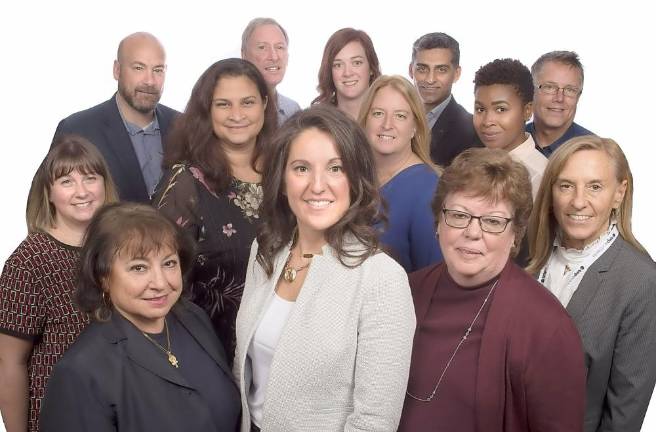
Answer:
[
  {"left": 142, "top": 318, "right": 179, "bottom": 368},
  {"left": 283, "top": 250, "right": 314, "bottom": 283}
]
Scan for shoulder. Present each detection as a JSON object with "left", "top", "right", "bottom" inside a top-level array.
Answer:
[
  {"left": 3, "top": 232, "right": 74, "bottom": 268},
  {"left": 598, "top": 237, "right": 656, "bottom": 290},
  {"left": 56, "top": 321, "right": 115, "bottom": 369},
  {"left": 357, "top": 252, "right": 410, "bottom": 293},
  {"left": 446, "top": 97, "right": 472, "bottom": 120},
  {"left": 571, "top": 122, "right": 593, "bottom": 136},
  {"left": 59, "top": 97, "right": 115, "bottom": 126},
  {"left": 156, "top": 103, "right": 181, "bottom": 120},
  {"left": 384, "top": 164, "right": 438, "bottom": 199}
]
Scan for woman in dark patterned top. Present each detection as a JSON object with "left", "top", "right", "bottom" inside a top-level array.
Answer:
[
  {"left": 153, "top": 58, "right": 276, "bottom": 364},
  {"left": 0, "top": 135, "right": 118, "bottom": 432}
]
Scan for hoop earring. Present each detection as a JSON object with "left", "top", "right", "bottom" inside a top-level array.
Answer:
[{"left": 102, "top": 291, "right": 111, "bottom": 308}]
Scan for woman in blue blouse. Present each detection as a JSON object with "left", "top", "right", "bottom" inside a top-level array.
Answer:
[{"left": 359, "top": 75, "right": 442, "bottom": 272}]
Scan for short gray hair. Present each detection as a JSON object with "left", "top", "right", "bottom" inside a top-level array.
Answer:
[{"left": 531, "top": 50, "right": 584, "bottom": 84}]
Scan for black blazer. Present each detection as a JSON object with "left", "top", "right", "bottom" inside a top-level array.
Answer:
[
  {"left": 40, "top": 299, "right": 240, "bottom": 432},
  {"left": 52, "top": 95, "right": 179, "bottom": 203},
  {"left": 429, "top": 97, "right": 482, "bottom": 167}
]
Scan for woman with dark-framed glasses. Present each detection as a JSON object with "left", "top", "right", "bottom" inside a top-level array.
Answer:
[{"left": 398, "top": 148, "right": 586, "bottom": 432}]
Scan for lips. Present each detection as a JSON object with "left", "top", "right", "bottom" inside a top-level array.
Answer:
[
  {"left": 305, "top": 199, "right": 333, "bottom": 209},
  {"left": 456, "top": 246, "right": 483, "bottom": 258},
  {"left": 342, "top": 80, "right": 359, "bottom": 87},
  {"left": 377, "top": 134, "right": 395, "bottom": 140},
  {"left": 567, "top": 214, "right": 592, "bottom": 221},
  {"left": 143, "top": 294, "right": 169, "bottom": 307}
]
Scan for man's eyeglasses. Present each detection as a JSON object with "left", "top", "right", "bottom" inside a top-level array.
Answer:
[
  {"left": 537, "top": 83, "right": 581, "bottom": 98},
  {"left": 442, "top": 209, "right": 512, "bottom": 234}
]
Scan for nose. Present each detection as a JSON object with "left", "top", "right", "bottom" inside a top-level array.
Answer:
[
  {"left": 74, "top": 180, "right": 90, "bottom": 197},
  {"left": 553, "top": 88, "right": 565, "bottom": 102},
  {"left": 310, "top": 170, "right": 326, "bottom": 193},
  {"left": 463, "top": 217, "right": 483, "bottom": 239},
  {"left": 428, "top": 69, "right": 438, "bottom": 84},
  {"left": 142, "top": 69, "right": 156, "bottom": 86},
  {"left": 229, "top": 104, "right": 245, "bottom": 121},
  {"left": 268, "top": 45, "right": 279, "bottom": 61},
  {"left": 482, "top": 111, "right": 495, "bottom": 127},
  {"left": 149, "top": 266, "right": 167, "bottom": 290},
  {"left": 342, "top": 62, "right": 354, "bottom": 77},
  {"left": 571, "top": 186, "right": 587, "bottom": 209},
  {"left": 382, "top": 113, "right": 394, "bottom": 130}
]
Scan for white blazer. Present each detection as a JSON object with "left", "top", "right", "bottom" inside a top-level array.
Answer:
[{"left": 234, "top": 239, "right": 416, "bottom": 432}]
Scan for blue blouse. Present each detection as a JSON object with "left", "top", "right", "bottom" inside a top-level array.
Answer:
[{"left": 378, "top": 164, "right": 443, "bottom": 272}]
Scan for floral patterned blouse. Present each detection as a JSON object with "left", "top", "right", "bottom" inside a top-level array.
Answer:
[{"left": 153, "top": 163, "right": 262, "bottom": 364}]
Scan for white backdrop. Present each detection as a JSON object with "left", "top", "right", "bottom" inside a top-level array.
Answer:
[{"left": 1, "top": 1, "right": 655, "bottom": 430}]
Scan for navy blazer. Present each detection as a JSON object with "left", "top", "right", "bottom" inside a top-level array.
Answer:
[
  {"left": 429, "top": 96, "right": 482, "bottom": 167},
  {"left": 52, "top": 95, "right": 179, "bottom": 203},
  {"left": 565, "top": 237, "right": 656, "bottom": 432},
  {"left": 40, "top": 299, "right": 240, "bottom": 432}
]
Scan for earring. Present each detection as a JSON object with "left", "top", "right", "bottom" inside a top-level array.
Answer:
[{"left": 102, "top": 291, "right": 111, "bottom": 308}]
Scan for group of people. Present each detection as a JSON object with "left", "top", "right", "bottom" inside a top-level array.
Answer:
[{"left": 0, "top": 16, "right": 654, "bottom": 432}]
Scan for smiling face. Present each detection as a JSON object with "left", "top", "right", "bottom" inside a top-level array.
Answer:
[
  {"left": 533, "top": 61, "right": 583, "bottom": 136},
  {"left": 284, "top": 127, "right": 351, "bottom": 244},
  {"left": 438, "top": 191, "right": 515, "bottom": 287},
  {"left": 242, "top": 23, "right": 288, "bottom": 88},
  {"left": 49, "top": 169, "right": 106, "bottom": 230},
  {"left": 332, "top": 41, "right": 371, "bottom": 103},
  {"left": 113, "top": 35, "right": 166, "bottom": 115},
  {"left": 211, "top": 75, "right": 266, "bottom": 150},
  {"left": 365, "top": 85, "right": 416, "bottom": 158},
  {"left": 410, "top": 48, "right": 461, "bottom": 111},
  {"left": 474, "top": 84, "right": 532, "bottom": 151},
  {"left": 552, "top": 149, "right": 627, "bottom": 250},
  {"left": 106, "top": 245, "right": 182, "bottom": 333}
]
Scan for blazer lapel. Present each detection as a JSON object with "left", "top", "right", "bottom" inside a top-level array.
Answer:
[
  {"left": 109, "top": 313, "right": 193, "bottom": 389},
  {"left": 173, "top": 303, "right": 235, "bottom": 383},
  {"left": 566, "top": 237, "right": 622, "bottom": 321},
  {"left": 101, "top": 96, "right": 148, "bottom": 197}
]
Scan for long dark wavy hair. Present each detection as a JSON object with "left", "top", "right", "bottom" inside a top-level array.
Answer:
[
  {"left": 256, "top": 105, "right": 383, "bottom": 276},
  {"left": 312, "top": 28, "right": 381, "bottom": 106},
  {"left": 163, "top": 58, "right": 277, "bottom": 193}
]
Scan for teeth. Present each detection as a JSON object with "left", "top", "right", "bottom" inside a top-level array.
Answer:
[
  {"left": 73, "top": 202, "right": 91, "bottom": 207},
  {"left": 265, "top": 66, "right": 279, "bottom": 71},
  {"left": 307, "top": 200, "right": 331, "bottom": 208},
  {"left": 378, "top": 135, "right": 394, "bottom": 140},
  {"left": 342, "top": 80, "right": 358, "bottom": 86},
  {"left": 568, "top": 214, "right": 591, "bottom": 220}
]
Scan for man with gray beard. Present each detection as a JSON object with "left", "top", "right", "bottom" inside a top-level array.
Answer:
[{"left": 52, "top": 32, "right": 179, "bottom": 202}]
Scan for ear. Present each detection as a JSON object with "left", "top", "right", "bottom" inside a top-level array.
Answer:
[
  {"left": 613, "top": 179, "right": 628, "bottom": 209},
  {"left": 113, "top": 60, "right": 120, "bottom": 81},
  {"left": 453, "top": 65, "right": 462, "bottom": 83},
  {"left": 523, "top": 102, "right": 533, "bottom": 122},
  {"left": 408, "top": 63, "right": 414, "bottom": 79},
  {"left": 263, "top": 95, "right": 268, "bottom": 110}
]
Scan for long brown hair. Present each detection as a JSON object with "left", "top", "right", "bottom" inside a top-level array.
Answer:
[
  {"left": 312, "top": 28, "right": 381, "bottom": 106},
  {"left": 256, "top": 105, "right": 382, "bottom": 276},
  {"left": 163, "top": 58, "right": 277, "bottom": 193},
  {"left": 526, "top": 136, "right": 647, "bottom": 274}
]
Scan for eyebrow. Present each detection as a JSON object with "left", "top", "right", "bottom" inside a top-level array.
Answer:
[{"left": 289, "top": 157, "right": 343, "bottom": 164}]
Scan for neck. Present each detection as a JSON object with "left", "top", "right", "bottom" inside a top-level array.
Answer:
[
  {"left": 533, "top": 119, "right": 571, "bottom": 148},
  {"left": 423, "top": 95, "right": 448, "bottom": 113},
  {"left": 295, "top": 227, "right": 327, "bottom": 256},
  {"left": 376, "top": 147, "right": 418, "bottom": 185},
  {"left": 223, "top": 139, "right": 259, "bottom": 181},
  {"left": 116, "top": 92, "right": 155, "bottom": 128},
  {"left": 47, "top": 221, "right": 87, "bottom": 247},
  {"left": 336, "top": 95, "right": 364, "bottom": 120},
  {"left": 505, "top": 132, "right": 529, "bottom": 152},
  {"left": 268, "top": 85, "right": 278, "bottom": 98},
  {"left": 562, "top": 220, "right": 612, "bottom": 251}
]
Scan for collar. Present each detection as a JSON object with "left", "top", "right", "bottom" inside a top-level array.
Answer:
[{"left": 115, "top": 94, "right": 160, "bottom": 135}]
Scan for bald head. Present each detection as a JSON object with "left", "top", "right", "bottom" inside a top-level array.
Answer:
[
  {"left": 117, "top": 32, "right": 166, "bottom": 63},
  {"left": 113, "top": 32, "right": 167, "bottom": 121}
]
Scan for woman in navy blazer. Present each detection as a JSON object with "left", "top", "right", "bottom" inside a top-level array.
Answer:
[
  {"left": 528, "top": 136, "right": 656, "bottom": 432},
  {"left": 40, "top": 203, "right": 240, "bottom": 432}
]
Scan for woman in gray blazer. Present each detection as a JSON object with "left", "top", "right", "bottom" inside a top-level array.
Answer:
[
  {"left": 234, "top": 105, "right": 416, "bottom": 432},
  {"left": 527, "top": 136, "right": 656, "bottom": 432}
]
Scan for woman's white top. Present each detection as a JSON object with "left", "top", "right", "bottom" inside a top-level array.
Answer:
[{"left": 247, "top": 293, "right": 295, "bottom": 427}]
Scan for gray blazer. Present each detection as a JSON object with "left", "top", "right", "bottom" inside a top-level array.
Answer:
[
  {"left": 234, "top": 240, "right": 416, "bottom": 432},
  {"left": 566, "top": 236, "right": 656, "bottom": 432}
]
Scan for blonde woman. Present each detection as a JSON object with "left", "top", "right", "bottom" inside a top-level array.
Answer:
[
  {"left": 527, "top": 136, "right": 656, "bottom": 432},
  {"left": 359, "top": 75, "right": 442, "bottom": 272}
]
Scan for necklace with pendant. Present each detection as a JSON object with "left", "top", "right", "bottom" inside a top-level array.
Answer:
[
  {"left": 283, "top": 249, "right": 314, "bottom": 283},
  {"left": 142, "top": 318, "right": 179, "bottom": 368}
]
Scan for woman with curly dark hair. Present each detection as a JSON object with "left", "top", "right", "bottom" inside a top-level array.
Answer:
[
  {"left": 153, "top": 58, "right": 277, "bottom": 364},
  {"left": 234, "top": 105, "right": 415, "bottom": 432}
]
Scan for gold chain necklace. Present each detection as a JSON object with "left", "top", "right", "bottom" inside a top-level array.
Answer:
[
  {"left": 283, "top": 249, "right": 314, "bottom": 283},
  {"left": 142, "top": 319, "right": 179, "bottom": 368},
  {"left": 406, "top": 279, "right": 498, "bottom": 402}
]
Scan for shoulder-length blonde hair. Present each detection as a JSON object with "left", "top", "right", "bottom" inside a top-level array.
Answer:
[
  {"left": 26, "top": 134, "right": 119, "bottom": 232},
  {"left": 527, "top": 135, "right": 647, "bottom": 274},
  {"left": 357, "top": 74, "right": 438, "bottom": 171}
]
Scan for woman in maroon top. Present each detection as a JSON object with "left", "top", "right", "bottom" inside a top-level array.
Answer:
[
  {"left": 0, "top": 135, "right": 118, "bottom": 432},
  {"left": 398, "top": 148, "right": 586, "bottom": 432}
]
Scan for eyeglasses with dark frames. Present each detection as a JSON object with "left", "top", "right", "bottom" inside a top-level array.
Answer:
[
  {"left": 537, "top": 83, "right": 581, "bottom": 98},
  {"left": 441, "top": 209, "right": 512, "bottom": 234}
]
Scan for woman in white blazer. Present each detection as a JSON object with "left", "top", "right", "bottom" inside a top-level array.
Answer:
[{"left": 234, "top": 105, "right": 416, "bottom": 432}]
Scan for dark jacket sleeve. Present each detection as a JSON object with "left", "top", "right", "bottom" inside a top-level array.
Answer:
[{"left": 40, "top": 360, "right": 115, "bottom": 432}]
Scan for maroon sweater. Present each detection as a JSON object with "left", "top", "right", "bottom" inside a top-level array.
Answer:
[{"left": 399, "top": 260, "right": 586, "bottom": 432}]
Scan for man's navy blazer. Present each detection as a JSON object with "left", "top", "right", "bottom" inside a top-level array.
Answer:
[
  {"left": 52, "top": 95, "right": 179, "bottom": 203},
  {"left": 429, "top": 96, "right": 482, "bottom": 167}
]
